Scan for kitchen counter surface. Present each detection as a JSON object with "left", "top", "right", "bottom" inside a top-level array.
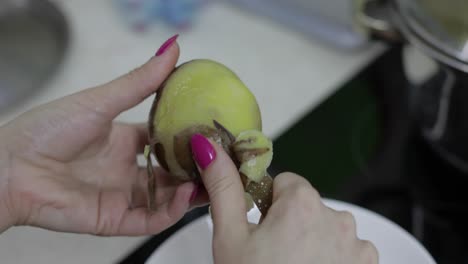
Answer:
[{"left": 0, "top": 0, "right": 385, "bottom": 263}]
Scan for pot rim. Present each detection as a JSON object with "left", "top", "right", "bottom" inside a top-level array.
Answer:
[{"left": 391, "top": 0, "right": 468, "bottom": 73}]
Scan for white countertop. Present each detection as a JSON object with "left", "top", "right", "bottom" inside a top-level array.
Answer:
[{"left": 0, "top": 0, "right": 386, "bottom": 263}]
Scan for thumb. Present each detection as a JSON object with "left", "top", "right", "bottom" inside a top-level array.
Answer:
[
  {"left": 75, "top": 35, "right": 180, "bottom": 118},
  {"left": 190, "top": 134, "right": 249, "bottom": 239}
]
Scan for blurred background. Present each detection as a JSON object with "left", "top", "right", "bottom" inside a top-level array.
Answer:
[{"left": 1, "top": 0, "right": 467, "bottom": 263}]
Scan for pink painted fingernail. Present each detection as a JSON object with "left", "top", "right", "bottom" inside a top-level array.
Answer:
[
  {"left": 190, "top": 134, "right": 216, "bottom": 170},
  {"left": 189, "top": 184, "right": 199, "bottom": 203},
  {"left": 155, "top": 34, "right": 178, "bottom": 56}
]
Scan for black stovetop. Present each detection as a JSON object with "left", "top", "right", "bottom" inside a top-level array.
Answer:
[{"left": 118, "top": 46, "right": 467, "bottom": 264}]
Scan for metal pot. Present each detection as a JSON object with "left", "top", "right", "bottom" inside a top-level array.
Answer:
[{"left": 356, "top": 0, "right": 468, "bottom": 172}]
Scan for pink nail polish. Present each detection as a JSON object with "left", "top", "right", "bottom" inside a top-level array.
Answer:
[
  {"left": 190, "top": 134, "right": 216, "bottom": 170},
  {"left": 189, "top": 185, "right": 199, "bottom": 203},
  {"left": 155, "top": 34, "right": 179, "bottom": 56}
]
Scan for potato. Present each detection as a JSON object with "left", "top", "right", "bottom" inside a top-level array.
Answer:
[{"left": 145, "top": 59, "right": 273, "bottom": 215}]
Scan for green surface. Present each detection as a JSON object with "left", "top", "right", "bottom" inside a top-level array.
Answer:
[{"left": 272, "top": 75, "right": 381, "bottom": 198}]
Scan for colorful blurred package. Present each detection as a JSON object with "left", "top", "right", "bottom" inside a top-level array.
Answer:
[{"left": 114, "top": 0, "right": 208, "bottom": 31}]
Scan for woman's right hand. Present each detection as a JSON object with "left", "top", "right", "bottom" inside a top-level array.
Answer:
[{"left": 189, "top": 134, "right": 379, "bottom": 264}]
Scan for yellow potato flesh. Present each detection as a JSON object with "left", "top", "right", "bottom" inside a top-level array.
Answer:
[{"left": 152, "top": 59, "right": 262, "bottom": 179}]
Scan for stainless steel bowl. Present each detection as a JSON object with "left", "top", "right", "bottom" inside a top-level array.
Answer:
[{"left": 0, "top": 0, "right": 69, "bottom": 112}]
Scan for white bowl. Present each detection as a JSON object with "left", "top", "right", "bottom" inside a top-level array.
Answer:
[{"left": 146, "top": 198, "right": 436, "bottom": 264}]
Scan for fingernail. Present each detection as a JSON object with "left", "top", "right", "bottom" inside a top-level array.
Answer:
[
  {"left": 155, "top": 34, "right": 179, "bottom": 56},
  {"left": 190, "top": 134, "right": 216, "bottom": 170},
  {"left": 189, "top": 184, "right": 199, "bottom": 203}
]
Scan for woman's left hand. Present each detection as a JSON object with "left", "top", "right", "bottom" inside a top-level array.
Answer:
[{"left": 0, "top": 39, "right": 202, "bottom": 236}]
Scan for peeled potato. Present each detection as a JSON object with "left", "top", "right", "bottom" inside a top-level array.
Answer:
[{"left": 145, "top": 59, "right": 273, "bottom": 215}]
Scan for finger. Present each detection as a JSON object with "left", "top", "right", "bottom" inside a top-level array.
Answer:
[
  {"left": 110, "top": 122, "right": 149, "bottom": 154},
  {"left": 358, "top": 240, "right": 379, "bottom": 264},
  {"left": 188, "top": 184, "right": 210, "bottom": 209},
  {"left": 95, "top": 181, "right": 195, "bottom": 236},
  {"left": 248, "top": 223, "right": 257, "bottom": 233},
  {"left": 75, "top": 36, "right": 180, "bottom": 119},
  {"left": 272, "top": 172, "right": 313, "bottom": 203},
  {"left": 191, "top": 134, "right": 249, "bottom": 239},
  {"left": 132, "top": 123, "right": 149, "bottom": 153},
  {"left": 130, "top": 167, "right": 182, "bottom": 209},
  {"left": 331, "top": 209, "right": 358, "bottom": 239},
  {"left": 118, "top": 181, "right": 195, "bottom": 236},
  {"left": 132, "top": 164, "right": 208, "bottom": 211}
]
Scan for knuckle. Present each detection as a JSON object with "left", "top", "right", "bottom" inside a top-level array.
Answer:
[
  {"left": 127, "top": 66, "right": 144, "bottom": 81},
  {"left": 275, "top": 172, "right": 299, "bottom": 186},
  {"left": 273, "top": 172, "right": 322, "bottom": 215},
  {"left": 292, "top": 184, "right": 311, "bottom": 201},
  {"left": 125, "top": 64, "right": 152, "bottom": 92},
  {"left": 276, "top": 171, "right": 309, "bottom": 183},
  {"left": 292, "top": 183, "right": 320, "bottom": 203},
  {"left": 277, "top": 171, "right": 299, "bottom": 178},
  {"left": 360, "top": 240, "right": 379, "bottom": 264},
  {"left": 204, "top": 173, "right": 235, "bottom": 199},
  {"left": 275, "top": 172, "right": 318, "bottom": 197},
  {"left": 338, "top": 210, "right": 357, "bottom": 236},
  {"left": 272, "top": 172, "right": 295, "bottom": 197},
  {"left": 284, "top": 184, "right": 321, "bottom": 215}
]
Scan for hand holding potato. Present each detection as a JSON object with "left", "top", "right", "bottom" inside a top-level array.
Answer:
[{"left": 0, "top": 37, "right": 196, "bottom": 235}]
